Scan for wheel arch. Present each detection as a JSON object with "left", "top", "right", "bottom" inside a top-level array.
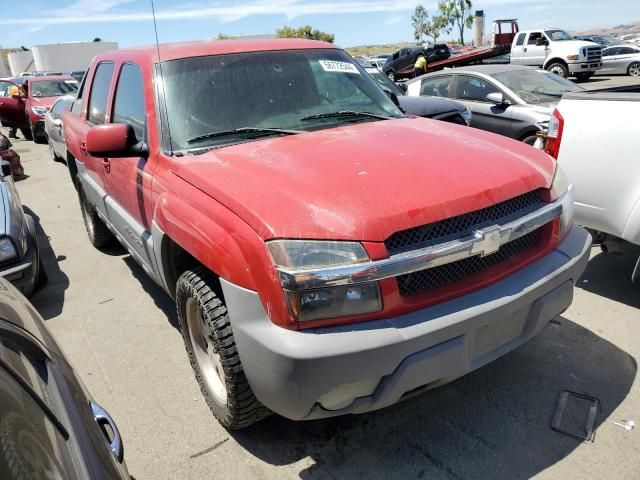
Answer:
[{"left": 543, "top": 57, "right": 568, "bottom": 70}]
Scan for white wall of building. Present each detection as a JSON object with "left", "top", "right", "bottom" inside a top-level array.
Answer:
[
  {"left": 8, "top": 50, "right": 35, "bottom": 75},
  {"left": 32, "top": 41, "right": 118, "bottom": 72}
]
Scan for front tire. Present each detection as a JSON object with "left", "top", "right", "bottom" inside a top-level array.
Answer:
[
  {"left": 176, "top": 267, "right": 270, "bottom": 429},
  {"left": 29, "top": 120, "right": 45, "bottom": 144},
  {"left": 547, "top": 62, "right": 569, "bottom": 78},
  {"left": 78, "top": 187, "right": 114, "bottom": 249},
  {"left": 628, "top": 62, "right": 640, "bottom": 77}
]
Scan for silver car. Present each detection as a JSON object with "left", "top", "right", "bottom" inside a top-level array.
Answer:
[
  {"left": 405, "top": 64, "right": 583, "bottom": 144},
  {"left": 44, "top": 95, "right": 74, "bottom": 162},
  {"left": 600, "top": 45, "right": 640, "bottom": 76}
]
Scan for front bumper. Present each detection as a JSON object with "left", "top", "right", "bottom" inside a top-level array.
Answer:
[
  {"left": 568, "top": 61, "right": 602, "bottom": 73},
  {"left": 221, "top": 226, "right": 591, "bottom": 421}
]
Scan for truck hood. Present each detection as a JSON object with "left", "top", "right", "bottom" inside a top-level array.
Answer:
[
  {"left": 557, "top": 40, "right": 600, "bottom": 49},
  {"left": 172, "top": 118, "right": 555, "bottom": 242}
]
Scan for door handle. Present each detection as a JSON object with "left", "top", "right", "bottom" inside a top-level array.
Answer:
[
  {"left": 91, "top": 402, "right": 124, "bottom": 462},
  {"left": 523, "top": 47, "right": 527, "bottom": 52},
  {"left": 102, "top": 158, "right": 111, "bottom": 173},
  {"left": 80, "top": 141, "right": 87, "bottom": 153}
]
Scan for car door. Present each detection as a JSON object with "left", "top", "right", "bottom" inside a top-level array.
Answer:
[
  {"left": 0, "top": 80, "right": 27, "bottom": 128},
  {"left": 72, "top": 62, "right": 116, "bottom": 215},
  {"left": 47, "top": 98, "right": 66, "bottom": 154},
  {"left": 413, "top": 74, "right": 455, "bottom": 98},
  {"left": 523, "top": 32, "right": 549, "bottom": 66},
  {"left": 612, "top": 47, "right": 639, "bottom": 73},
  {"left": 510, "top": 33, "right": 527, "bottom": 65},
  {"left": 600, "top": 47, "right": 619, "bottom": 73},
  {"left": 454, "top": 74, "right": 513, "bottom": 136},
  {"left": 102, "top": 62, "right": 157, "bottom": 272}
]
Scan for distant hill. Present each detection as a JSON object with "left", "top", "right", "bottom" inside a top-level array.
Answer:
[
  {"left": 573, "top": 20, "right": 640, "bottom": 37},
  {"left": 345, "top": 43, "right": 412, "bottom": 57}
]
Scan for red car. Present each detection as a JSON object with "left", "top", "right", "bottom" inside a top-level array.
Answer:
[
  {"left": 64, "top": 39, "right": 590, "bottom": 429},
  {"left": 0, "top": 76, "right": 78, "bottom": 143}
]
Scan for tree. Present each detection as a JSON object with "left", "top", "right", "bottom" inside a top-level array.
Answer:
[
  {"left": 276, "top": 25, "right": 335, "bottom": 43},
  {"left": 438, "top": 0, "right": 474, "bottom": 44},
  {"left": 217, "top": 33, "right": 231, "bottom": 40},
  {"left": 412, "top": 5, "right": 429, "bottom": 43},
  {"left": 423, "top": 14, "right": 450, "bottom": 43}
]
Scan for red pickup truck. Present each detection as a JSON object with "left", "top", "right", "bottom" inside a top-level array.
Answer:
[
  {"left": 0, "top": 76, "right": 78, "bottom": 143},
  {"left": 64, "top": 39, "right": 590, "bottom": 429}
]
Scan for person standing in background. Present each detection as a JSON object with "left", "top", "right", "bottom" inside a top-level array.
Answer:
[{"left": 414, "top": 55, "right": 427, "bottom": 78}]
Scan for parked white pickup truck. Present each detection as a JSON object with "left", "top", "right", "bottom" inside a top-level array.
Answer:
[
  {"left": 544, "top": 86, "right": 640, "bottom": 280},
  {"left": 511, "top": 29, "right": 602, "bottom": 81}
]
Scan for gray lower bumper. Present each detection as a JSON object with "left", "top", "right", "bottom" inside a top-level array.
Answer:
[{"left": 221, "top": 226, "right": 591, "bottom": 421}]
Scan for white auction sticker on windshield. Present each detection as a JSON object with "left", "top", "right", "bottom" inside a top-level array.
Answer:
[{"left": 318, "top": 60, "right": 360, "bottom": 74}]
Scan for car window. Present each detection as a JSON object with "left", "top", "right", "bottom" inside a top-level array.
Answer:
[
  {"left": 71, "top": 69, "right": 88, "bottom": 115},
  {"left": 112, "top": 63, "right": 146, "bottom": 142},
  {"left": 491, "top": 69, "right": 582, "bottom": 104},
  {"left": 29, "top": 80, "right": 77, "bottom": 98},
  {"left": 457, "top": 75, "right": 499, "bottom": 102},
  {"left": 51, "top": 99, "right": 66, "bottom": 117},
  {"left": 420, "top": 75, "right": 454, "bottom": 97},
  {"left": 618, "top": 47, "right": 636, "bottom": 55},
  {"left": 602, "top": 47, "right": 618, "bottom": 57},
  {"left": 515, "top": 33, "right": 526, "bottom": 46},
  {"left": 527, "top": 32, "right": 543, "bottom": 45},
  {"left": 87, "top": 62, "right": 115, "bottom": 124},
  {"left": 0, "top": 81, "right": 14, "bottom": 98}
]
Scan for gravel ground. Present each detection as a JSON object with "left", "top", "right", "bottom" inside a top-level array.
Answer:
[{"left": 4, "top": 74, "right": 640, "bottom": 480}]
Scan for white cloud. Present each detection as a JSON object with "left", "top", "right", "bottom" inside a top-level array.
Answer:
[{"left": 386, "top": 14, "right": 405, "bottom": 25}]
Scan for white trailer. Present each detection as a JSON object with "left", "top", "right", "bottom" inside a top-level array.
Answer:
[
  {"left": 8, "top": 50, "right": 35, "bottom": 75},
  {"left": 31, "top": 41, "right": 118, "bottom": 73}
]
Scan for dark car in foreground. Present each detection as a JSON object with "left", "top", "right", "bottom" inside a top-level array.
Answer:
[
  {"left": 0, "top": 277, "right": 129, "bottom": 479},
  {"left": 0, "top": 132, "right": 24, "bottom": 177},
  {"left": 0, "top": 160, "right": 45, "bottom": 296},
  {"left": 383, "top": 44, "right": 450, "bottom": 80},
  {"left": 365, "top": 67, "right": 471, "bottom": 125}
]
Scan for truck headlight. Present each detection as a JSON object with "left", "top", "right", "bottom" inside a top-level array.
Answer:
[
  {"left": 31, "top": 106, "right": 48, "bottom": 116},
  {"left": 0, "top": 238, "right": 18, "bottom": 264},
  {"left": 551, "top": 164, "right": 574, "bottom": 238},
  {"left": 268, "top": 240, "right": 382, "bottom": 322},
  {"left": 566, "top": 55, "right": 579, "bottom": 61}
]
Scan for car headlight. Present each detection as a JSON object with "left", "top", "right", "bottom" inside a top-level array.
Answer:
[
  {"left": 551, "top": 164, "right": 574, "bottom": 238},
  {"left": 461, "top": 107, "right": 472, "bottom": 126},
  {"left": 0, "top": 238, "right": 18, "bottom": 264},
  {"left": 31, "top": 106, "right": 48, "bottom": 116},
  {"left": 268, "top": 240, "right": 382, "bottom": 322}
]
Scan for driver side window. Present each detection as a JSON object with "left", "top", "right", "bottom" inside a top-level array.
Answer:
[
  {"left": 527, "top": 32, "right": 543, "bottom": 45},
  {"left": 457, "top": 75, "right": 499, "bottom": 102}
]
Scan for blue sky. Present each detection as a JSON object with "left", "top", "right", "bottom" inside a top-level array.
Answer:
[{"left": 1, "top": 0, "right": 637, "bottom": 49}]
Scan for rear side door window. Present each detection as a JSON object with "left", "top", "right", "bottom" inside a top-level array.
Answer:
[
  {"left": 112, "top": 63, "right": 146, "bottom": 142},
  {"left": 87, "top": 62, "right": 115, "bottom": 124},
  {"left": 456, "top": 75, "right": 499, "bottom": 102},
  {"left": 420, "top": 75, "right": 454, "bottom": 97},
  {"left": 515, "top": 33, "right": 526, "bottom": 46}
]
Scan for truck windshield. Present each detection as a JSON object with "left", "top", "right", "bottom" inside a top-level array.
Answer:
[
  {"left": 30, "top": 80, "right": 78, "bottom": 98},
  {"left": 161, "top": 49, "right": 403, "bottom": 151},
  {"left": 544, "top": 30, "right": 574, "bottom": 41},
  {"left": 491, "top": 69, "right": 583, "bottom": 104}
]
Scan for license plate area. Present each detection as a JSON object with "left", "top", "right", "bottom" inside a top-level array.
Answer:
[{"left": 472, "top": 307, "right": 528, "bottom": 358}]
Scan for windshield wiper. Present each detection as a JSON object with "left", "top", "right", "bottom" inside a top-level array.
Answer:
[
  {"left": 188, "top": 127, "right": 303, "bottom": 144},
  {"left": 300, "top": 110, "right": 394, "bottom": 122}
]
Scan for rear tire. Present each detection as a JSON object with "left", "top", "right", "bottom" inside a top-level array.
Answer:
[
  {"left": 176, "top": 267, "right": 271, "bottom": 429},
  {"left": 30, "top": 120, "right": 45, "bottom": 144},
  {"left": 78, "top": 186, "right": 114, "bottom": 249},
  {"left": 574, "top": 72, "right": 593, "bottom": 82},
  {"left": 546, "top": 62, "right": 569, "bottom": 78},
  {"left": 628, "top": 62, "right": 640, "bottom": 77},
  {"left": 521, "top": 135, "right": 538, "bottom": 146}
]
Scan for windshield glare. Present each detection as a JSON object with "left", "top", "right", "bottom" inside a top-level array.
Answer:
[
  {"left": 162, "top": 49, "right": 403, "bottom": 151},
  {"left": 491, "top": 69, "right": 583, "bottom": 104},
  {"left": 30, "top": 80, "right": 78, "bottom": 97},
  {"left": 544, "top": 30, "right": 573, "bottom": 41}
]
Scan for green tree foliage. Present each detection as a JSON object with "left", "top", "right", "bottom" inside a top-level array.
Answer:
[
  {"left": 438, "top": 0, "right": 474, "bottom": 44},
  {"left": 413, "top": 4, "right": 449, "bottom": 44},
  {"left": 412, "top": 5, "right": 429, "bottom": 42},
  {"left": 217, "top": 33, "right": 231, "bottom": 40},
  {"left": 276, "top": 25, "right": 335, "bottom": 43}
]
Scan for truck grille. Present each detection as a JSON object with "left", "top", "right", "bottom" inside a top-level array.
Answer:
[
  {"left": 586, "top": 46, "right": 601, "bottom": 62},
  {"left": 385, "top": 189, "right": 543, "bottom": 255},
  {"left": 396, "top": 229, "right": 540, "bottom": 296}
]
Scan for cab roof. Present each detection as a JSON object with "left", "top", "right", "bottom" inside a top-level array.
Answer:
[{"left": 94, "top": 38, "right": 339, "bottom": 63}]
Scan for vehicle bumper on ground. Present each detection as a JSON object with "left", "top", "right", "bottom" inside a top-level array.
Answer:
[
  {"left": 0, "top": 215, "right": 40, "bottom": 297},
  {"left": 221, "top": 226, "right": 591, "bottom": 421},
  {"left": 568, "top": 61, "right": 602, "bottom": 73}
]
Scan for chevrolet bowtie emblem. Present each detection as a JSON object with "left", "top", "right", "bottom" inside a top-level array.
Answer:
[{"left": 471, "top": 225, "right": 505, "bottom": 257}]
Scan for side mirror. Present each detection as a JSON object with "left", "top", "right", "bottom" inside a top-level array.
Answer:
[
  {"left": 486, "top": 92, "right": 510, "bottom": 106},
  {"left": 535, "top": 37, "right": 549, "bottom": 46},
  {"left": 53, "top": 118, "right": 63, "bottom": 127},
  {"left": 1, "top": 160, "right": 12, "bottom": 178},
  {"left": 86, "top": 123, "right": 148, "bottom": 158}
]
